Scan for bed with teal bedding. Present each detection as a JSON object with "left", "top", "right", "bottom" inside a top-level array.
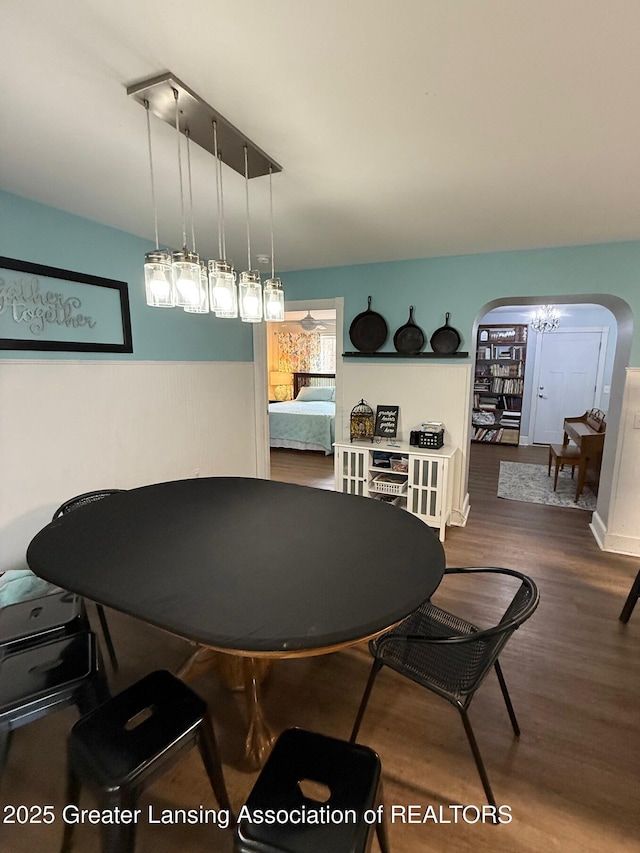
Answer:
[{"left": 268, "top": 372, "right": 336, "bottom": 455}]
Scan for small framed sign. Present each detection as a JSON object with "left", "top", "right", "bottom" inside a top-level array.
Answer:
[
  {"left": 374, "top": 405, "right": 399, "bottom": 438},
  {"left": 0, "top": 256, "right": 133, "bottom": 353}
]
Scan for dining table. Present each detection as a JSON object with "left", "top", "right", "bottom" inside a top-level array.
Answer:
[{"left": 26, "top": 476, "right": 445, "bottom": 768}]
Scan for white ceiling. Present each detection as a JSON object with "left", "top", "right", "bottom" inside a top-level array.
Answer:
[{"left": 3, "top": 1, "right": 640, "bottom": 272}]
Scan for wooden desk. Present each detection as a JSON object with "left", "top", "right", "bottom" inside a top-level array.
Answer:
[
  {"left": 562, "top": 410, "right": 606, "bottom": 502},
  {"left": 27, "top": 477, "right": 444, "bottom": 768}
]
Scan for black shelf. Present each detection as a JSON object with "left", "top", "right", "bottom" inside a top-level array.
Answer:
[{"left": 343, "top": 351, "right": 469, "bottom": 359}]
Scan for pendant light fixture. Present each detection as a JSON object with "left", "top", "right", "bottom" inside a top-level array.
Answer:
[
  {"left": 239, "top": 145, "right": 263, "bottom": 323},
  {"left": 143, "top": 100, "right": 174, "bottom": 307},
  {"left": 170, "top": 89, "right": 201, "bottom": 310},
  {"left": 209, "top": 120, "right": 238, "bottom": 318},
  {"left": 129, "top": 73, "right": 283, "bottom": 322},
  {"left": 262, "top": 166, "right": 285, "bottom": 322}
]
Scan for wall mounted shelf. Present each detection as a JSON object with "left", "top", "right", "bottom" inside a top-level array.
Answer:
[{"left": 342, "top": 351, "right": 469, "bottom": 359}]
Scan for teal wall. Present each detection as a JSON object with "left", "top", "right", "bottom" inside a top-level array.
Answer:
[
  {"left": 0, "top": 191, "right": 253, "bottom": 361},
  {"left": 282, "top": 243, "right": 638, "bottom": 366}
]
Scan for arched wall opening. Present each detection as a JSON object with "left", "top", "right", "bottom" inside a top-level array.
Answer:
[{"left": 470, "top": 294, "right": 633, "bottom": 542}]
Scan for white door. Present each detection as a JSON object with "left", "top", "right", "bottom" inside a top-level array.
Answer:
[{"left": 532, "top": 330, "right": 604, "bottom": 445}]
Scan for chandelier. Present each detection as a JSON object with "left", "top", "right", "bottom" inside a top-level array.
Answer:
[
  {"left": 530, "top": 305, "right": 560, "bottom": 333},
  {"left": 128, "top": 73, "right": 284, "bottom": 322}
]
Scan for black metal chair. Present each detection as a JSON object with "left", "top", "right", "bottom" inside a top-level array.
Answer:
[
  {"left": 61, "top": 669, "right": 232, "bottom": 853},
  {"left": 619, "top": 567, "right": 640, "bottom": 623},
  {"left": 0, "top": 608, "right": 109, "bottom": 784},
  {"left": 350, "top": 567, "right": 539, "bottom": 808},
  {"left": 235, "top": 727, "right": 390, "bottom": 853},
  {"left": 53, "top": 490, "right": 125, "bottom": 672}
]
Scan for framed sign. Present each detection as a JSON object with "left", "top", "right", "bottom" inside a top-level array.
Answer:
[
  {"left": 0, "top": 256, "right": 133, "bottom": 353},
  {"left": 374, "top": 405, "right": 399, "bottom": 438}
]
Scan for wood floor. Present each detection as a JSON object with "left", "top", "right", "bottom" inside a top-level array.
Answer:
[{"left": 2, "top": 445, "right": 639, "bottom": 852}]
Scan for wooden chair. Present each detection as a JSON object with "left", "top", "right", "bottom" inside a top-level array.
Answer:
[{"left": 548, "top": 443, "right": 581, "bottom": 493}]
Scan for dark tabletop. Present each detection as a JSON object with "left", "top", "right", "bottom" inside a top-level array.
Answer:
[{"left": 27, "top": 477, "right": 445, "bottom": 654}]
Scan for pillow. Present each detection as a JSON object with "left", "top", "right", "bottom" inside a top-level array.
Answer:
[{"left": 296, "top": 385, "right": 335, "bottom": 402}]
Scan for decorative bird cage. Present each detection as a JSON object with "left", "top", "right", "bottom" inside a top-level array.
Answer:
[{"left": 350, "top": 399, "right": 375, "bottom": 443}]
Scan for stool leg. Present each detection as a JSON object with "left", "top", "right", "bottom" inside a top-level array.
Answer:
[
  {"left": 375, "top": 783, "right": 391, "bottom": 853},
  {"left": 547, "top": 448, "right": 552, "bottom": 476},
  {"left": 0, "top": 724, "right": 12, "bottom": 787},
  {"left": 96, "top": 604, "right": 119, "bottom": 673},
  {"left": 553, "top": 458, "right": 560, "bottom": 491},
  {"left": 60, "top": 764, "right": 82, "bottom": 853},
  {"left": 100, "top": 790, "right": 138, "bottom": 853},
  {"left": 197, "top": 714, "right": 234, "bottom": 818}
]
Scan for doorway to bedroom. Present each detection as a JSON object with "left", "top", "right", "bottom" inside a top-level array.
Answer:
[{"left": 266, "top": 299, "right": 339, "bottom": 486}]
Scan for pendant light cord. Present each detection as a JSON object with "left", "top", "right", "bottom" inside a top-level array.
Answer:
[
  {"left": 269, "top": 165, "right": 275, "bottom": 280},
  {"left": 173, "top": 88, "right": 187, "bottom": 250},
  {"left": 144, "top": 100, "right": 159, "bottom": 250},
  {"left": 185, "top": 129, "right": 196, "bottom": 253},
  {"left": 213, "top": 121, "right": 226, "bottom": 261},
  {"left": 244, "top": 145, "right": 251, "bottom": 271}
]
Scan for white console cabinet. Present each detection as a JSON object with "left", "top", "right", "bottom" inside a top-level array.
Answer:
[{"left": 333, "top": 440, "right": 459, "bottom": 542}]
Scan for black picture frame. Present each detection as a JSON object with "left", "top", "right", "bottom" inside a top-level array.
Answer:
[
  {"left": 0, "top": 256, "right": 133, "bottom": 353},
  {"left": 374, "top": 405, "right": 400, "bottom": 438}
]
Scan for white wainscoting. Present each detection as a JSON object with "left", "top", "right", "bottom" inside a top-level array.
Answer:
[
  {"left": 591, "top": 367, "right": 640, "bottom": 556},
  {"left": 339, "top": 361, "right": 472, "bottom": 526},
  {"left": 0, "top": 360, "right": 257, "bottom": 571}
]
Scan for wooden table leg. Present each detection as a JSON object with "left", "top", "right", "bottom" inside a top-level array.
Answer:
[
  {"left": 177, "top": 647, "right": 275, "bottom": 769},
  {"left": 176, "top": 644, "right": 219, "bottom": 681},
  {"left": 242, "top": 657, "right": 276, "bottom": 770}
]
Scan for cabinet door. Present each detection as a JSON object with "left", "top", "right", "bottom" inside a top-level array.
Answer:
[
  {"left": 408, "top": 455, "right": 447, "bottom": 525},
  {"left": 335, "top": 447, "right": 368, "bottom": 496}
]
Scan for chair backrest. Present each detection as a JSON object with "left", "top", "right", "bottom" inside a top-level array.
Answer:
[
  {"left": 52, "top": 490, "right": 125, "bottom": 521},
  {"left": 440, "top": 567, "right": 539, "bottom": 694}
]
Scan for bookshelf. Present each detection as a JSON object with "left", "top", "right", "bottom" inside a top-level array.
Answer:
[{"left": 472, "top": 323, "right": 527, "bottom": 445}]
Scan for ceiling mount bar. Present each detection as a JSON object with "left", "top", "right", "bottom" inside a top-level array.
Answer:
[{"left": 126, "top": 72, "right": 282, "bottom": 179}]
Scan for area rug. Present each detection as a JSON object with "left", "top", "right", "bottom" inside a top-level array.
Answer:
[{"left": 497, "top": 461, "right": 597, "bottom": 511}]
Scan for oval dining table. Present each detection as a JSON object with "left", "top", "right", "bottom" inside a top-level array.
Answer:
[{"left": 27, "top": 476, "right": 445, "bottom": 768}]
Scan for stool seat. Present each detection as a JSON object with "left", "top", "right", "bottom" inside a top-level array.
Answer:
[
  {"left": 235, "top": 727, "right": 390, "bottom": 853},
  {"left": 62, "top": 669, "right": 232, "bottom": 852}
]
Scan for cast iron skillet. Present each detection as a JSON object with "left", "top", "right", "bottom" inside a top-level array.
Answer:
[
  {"left": 349, "top": 296, "right": 388, "bottom": 353},
  {"left": 430, "top": 312, "right": 462, "bottom": 354},
  {"left": 393, "top": 306, "right": 425, "bottom": 354}
]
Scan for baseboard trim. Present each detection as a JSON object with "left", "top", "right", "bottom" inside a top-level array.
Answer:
[{"left": 590, "top": 511, "right": 640, "bottom": 556}]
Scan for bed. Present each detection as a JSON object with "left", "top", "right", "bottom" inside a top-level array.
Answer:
[{"left": 268, "top": 372, "right": 336, "bottom": 455}]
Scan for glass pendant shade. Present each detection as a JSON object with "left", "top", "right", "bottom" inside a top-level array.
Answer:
[
  {"left": 172, "top": 249, "right": 201, "bottom": 308},
  {"left": 144, "top": 250, "right": 174, "bottom": 307},
  {"left": 185, "top": 263, "right": 210, "bottom": 313},
  {"left": 209, "top": 260, "right": 238, "bottom": 318},
  {"left": 263, "top": 278, "right": 285, "bottom": 322},
  {"left": 239, "top": 271, "right": 263, "bottom": 323}
]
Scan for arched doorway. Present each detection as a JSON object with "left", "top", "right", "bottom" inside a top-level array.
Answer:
[{"left": 470, "top": 294, "right": 633, "bottom": 549}]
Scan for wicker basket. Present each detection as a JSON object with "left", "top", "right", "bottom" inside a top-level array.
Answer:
[{"left": 371, "top": 474, "right": 407, "bottom": 495}]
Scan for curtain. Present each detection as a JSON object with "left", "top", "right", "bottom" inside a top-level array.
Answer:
[{"left": 276, "top": 333, "right": 322, "bottom": 373}]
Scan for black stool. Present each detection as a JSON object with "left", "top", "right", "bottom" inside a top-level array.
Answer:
[
  {"left": 61, "top": 669, "right": 233, "bottom": 853},
  {"left": 0, "top": 621, "right": 108, "bottom": 784},
  {"left": 235, "top": 728, "right": 390, "bottom": 853}
]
